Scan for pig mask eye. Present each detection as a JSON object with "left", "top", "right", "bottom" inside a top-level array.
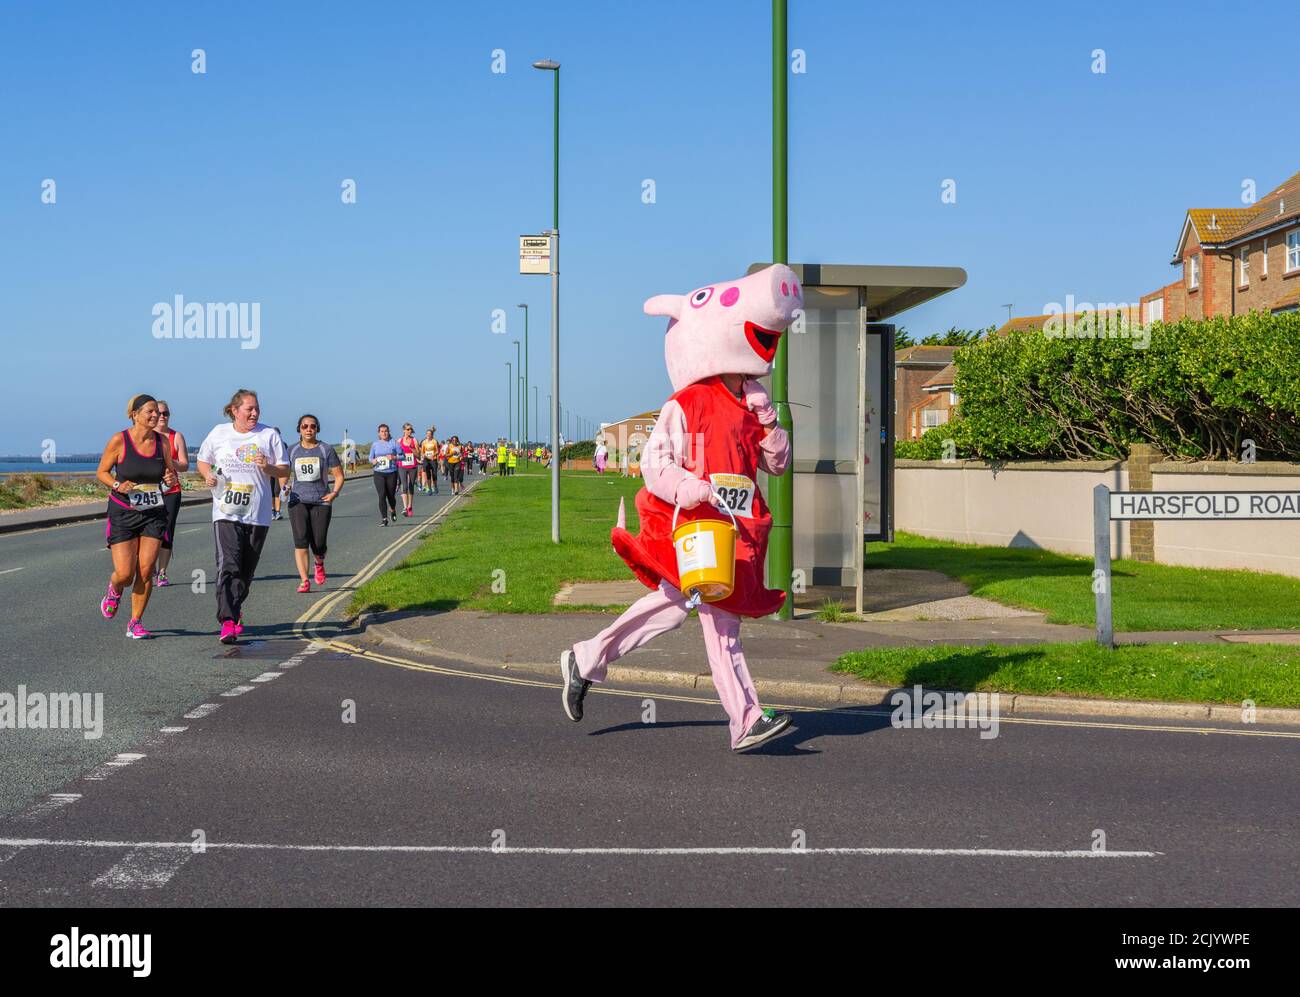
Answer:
[{"left": 689, "top": 287, "right": 714, "bottom": 308}]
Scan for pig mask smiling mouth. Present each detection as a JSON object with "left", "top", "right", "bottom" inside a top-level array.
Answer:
[
  {"left": 744, "top": 321, "right": 781, "bottom": 362},
  {"left": 643, "top": 264, "right": 802, "bottom": 393}
]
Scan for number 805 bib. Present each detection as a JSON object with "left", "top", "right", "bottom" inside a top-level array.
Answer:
[{"left": 218, "top": 482, "right": 255, "bottom": 517}]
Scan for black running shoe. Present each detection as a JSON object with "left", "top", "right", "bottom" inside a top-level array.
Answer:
[
  {"left": 380, "top": 518, "right": 388, "bottom": 527},
  {"left": 732, "top": 710, "right": 792, "bottom": 752},
  {"left": 560, "top": 649, "right": 590, "bottom": 723}
]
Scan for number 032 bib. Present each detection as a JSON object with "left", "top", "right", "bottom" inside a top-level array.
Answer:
[{"left": 709, "top": 473, "right": 755, "bottom": 518}]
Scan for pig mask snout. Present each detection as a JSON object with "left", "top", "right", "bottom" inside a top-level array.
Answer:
[{"left": 645, "top": 264, "right": 802, "bottom": 392}]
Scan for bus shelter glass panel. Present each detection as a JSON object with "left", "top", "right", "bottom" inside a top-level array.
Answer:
[{"left": 787, "top": 285, "right": 861, "bottom": 587}]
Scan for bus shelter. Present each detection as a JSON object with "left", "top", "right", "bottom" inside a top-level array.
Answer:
[{"left": 748, "top": 263, "right": 967, "bottom": 614}]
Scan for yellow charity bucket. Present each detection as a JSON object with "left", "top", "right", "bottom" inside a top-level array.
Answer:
[{"left": 672, "top": 496, "right": 738, "bottom": 603}]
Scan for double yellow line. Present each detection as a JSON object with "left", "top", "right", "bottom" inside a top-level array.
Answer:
[{"left": 293, "top": 484, "right": 476, "bottom": 643}]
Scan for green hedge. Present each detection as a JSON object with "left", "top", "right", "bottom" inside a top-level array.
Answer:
[{"left": 920, "top": 312, "right": 1300, "bottom": 461}]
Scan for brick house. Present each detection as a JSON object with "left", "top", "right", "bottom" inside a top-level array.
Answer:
[
  {"left": 1142, "top": 170, "right": 1300, "bottom": 323},
  {"left": 907, "top": 362, "right": 957, "bottom": 437},
  {"left": 597, "top": 409, "right": 659, "bottom": 466},
  {"left": 895, "top": 345, "right": 957, "bottom": 439}
]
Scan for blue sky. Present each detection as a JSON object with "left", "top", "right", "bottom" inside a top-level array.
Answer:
[{"left": 1, "top": 0, "right": 1294, "bottom": 453}]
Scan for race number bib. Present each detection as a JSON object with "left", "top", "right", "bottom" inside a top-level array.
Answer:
[
  {"left": 129, "top": 483, "right": 163, "bottom": 510},
  {"left": 294, "top": 456, "right": 322, "bottom": 482},
  {"left": 400, "top": 452, "right": 417, "bottom": 468},
  {"left": 709, "top": 474, "right": 755, "bottom": 518},
  {"left": 218, "top": 482, "right": 255, "bottom": 517},
  {"left": 373, "top": 455, "right": 393, "bottom": 472}
]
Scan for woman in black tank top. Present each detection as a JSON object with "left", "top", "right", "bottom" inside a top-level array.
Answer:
[{"left": 94, "top": 393, "right": 181, "bottom": 639}]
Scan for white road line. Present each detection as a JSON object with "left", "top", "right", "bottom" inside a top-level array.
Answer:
[
  {"left": 0, "top": 838, "right": 1159, "bottom": 859},
  {"left": 92, "top": 846, "right": 192, "bottom": 890},
  {"left": 15, "top": 793, "right": 82, "bottom": 822},
  {"left": 220, "top": 685, "right": 256, "bottom": 697},
  {"left": 183, "top": 703, "right": 220, "bottom": 719},
  {"left": 159, "top": 726, "right": 188, "bottom": 734},
  {"left": 0, "top": 567, "right": 24, "bottom": 575},
  {"left": 250, "top": 672, "right": 282, "bottom": 683},
  {"left": 85, "top": 753, "right": 146, "bottom": 781},
  {"left": 0, "top": 845, "right": 25, "bottom": 863},
  {"left": 179, "top": 527, "right": 205, "bottom": 535}
]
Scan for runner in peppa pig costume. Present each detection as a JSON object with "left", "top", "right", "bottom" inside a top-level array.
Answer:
[{"left": 560, "top": 264, "right": 802, "bottom": 752}]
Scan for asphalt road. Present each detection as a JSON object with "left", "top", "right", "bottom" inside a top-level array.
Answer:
[{"left": 2, "top": 475, "right": 1299, "bottom": 906}]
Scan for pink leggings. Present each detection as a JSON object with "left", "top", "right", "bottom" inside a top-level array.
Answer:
[{"left": 573, "top": 581, "right": 764, "bottom": 747}]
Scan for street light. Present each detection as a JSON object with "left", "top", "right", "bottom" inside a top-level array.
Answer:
[
  {"left": 769, "top": 0, "right": 793, "bottom": 620},
  {"left": 512, "top": 339, "right": 522, "bottom": 448},
  {"left": 534, "top": 57, "right": 560, "bottom": 542},
  {"left": 506, "top": 362, "right": 512, "bottom": 445},
  {"left": 517, "top": 304, "right": 529, "bottom": 458}
]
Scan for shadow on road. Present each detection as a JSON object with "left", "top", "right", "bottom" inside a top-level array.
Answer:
[{"left": 588, "top": 705, "right": 895, "bottom": 757}]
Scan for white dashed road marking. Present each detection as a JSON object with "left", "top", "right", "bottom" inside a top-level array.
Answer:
[
  {"left": 221, "top": 685, "right": 256, "bottom": 697},
  {"left": 92, "top": 846, "right": 193, "bottom": 890},
  {"left": 184, "top": 703, "right": 221, "bottom": 719}
]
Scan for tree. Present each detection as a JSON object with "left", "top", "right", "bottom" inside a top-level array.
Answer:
[{"left": 919, "top": 325, "right": 993, "bottom": 346}]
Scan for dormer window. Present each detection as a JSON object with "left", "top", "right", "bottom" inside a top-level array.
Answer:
[
  {"left": 1239, "top": 246, "right": 1250, "bottom": 287},
  {"left": 1187, "top": 254, "right": 1200, "bottom": 289}
]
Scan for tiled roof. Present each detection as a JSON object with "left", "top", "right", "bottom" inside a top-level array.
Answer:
[
  {"left": 993, "top": 307, "right": 1141, "bottom": 336},
  {"left": 922, "top": 363, "right": 956, "bottom": 389},
  {"left": 896, "top": 345, "right": 958, "bottom": 365},
  {"left": 1187, "top": 208, "right": 1256, "bottom": 243},
  {"left": 1270, "top": 283, "right": 1300, "bottom": 312},
  {"left": 1179, "top": 171, "right": 1300, "bottom": 258}
]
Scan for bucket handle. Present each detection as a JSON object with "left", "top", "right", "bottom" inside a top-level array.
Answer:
[{"left": 672, "top": 489, "right": 739, "bottom": 533}]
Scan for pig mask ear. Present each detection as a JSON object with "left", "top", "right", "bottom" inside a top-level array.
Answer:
[{"left": 643, "top": 294, "right": 684, "bottom": 320}]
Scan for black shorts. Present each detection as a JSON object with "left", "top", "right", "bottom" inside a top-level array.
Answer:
[
  {"left": 423, "top": 459, "right": 438, "bottom": 476},
  {"left": 160, "top": 490, "right": 182, "bottom": 550},
  {"left": 288, "top": 499, "right": 332, "bottom": 554},
  {"left": 449, "top": 462, "right": 464, "bottom": 484},
  {"left": 106, "top": 498, "right": 167, "bottom": 546}
]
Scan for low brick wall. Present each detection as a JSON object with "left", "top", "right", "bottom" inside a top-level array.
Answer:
[{"left": 896, "top": 458, "right": 1300, "bottom": 577}]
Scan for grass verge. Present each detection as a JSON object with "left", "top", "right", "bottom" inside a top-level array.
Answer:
[
  {"left": 833, "top": 641, "right": 1300, "bottom": 707},
  {"left": 868, "top": 532, "right": 1300, "bottom": 631},
  {"left": 351, "top": 464, "right": 644, "bottom": 614}
]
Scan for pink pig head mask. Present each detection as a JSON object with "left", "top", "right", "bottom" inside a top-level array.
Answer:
[{"left": 644, "top": 264, "right": 803, "bottom": 392}]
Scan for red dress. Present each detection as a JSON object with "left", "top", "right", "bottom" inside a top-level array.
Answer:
[{"left": 610, "top": 376, "right": 785, "bottom": 618}]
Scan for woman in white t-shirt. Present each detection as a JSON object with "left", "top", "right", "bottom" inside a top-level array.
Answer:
[{"left": 196, "top": 388, "right": 290, "bottom": 645}]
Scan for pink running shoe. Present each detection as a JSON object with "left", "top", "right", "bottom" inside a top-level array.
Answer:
[
  {"left": 125, "top": 618, "right": 151, "bottom": 639},
  {"left": 219, "top": 620, "right": 238, "bottom": 644},
  {"left": 297, "top": 580, "right": 311, "bottom": 593},
  {"left": 101, "top": 585, "right": 122, "bottom": 619},
  {"left": 234, "top": 617, "right": 244, "bottom": 636},
  {"left": 155, "top": 572, "right": 171, "bottom": 587},
  {"left": 314, "top": 561, "right": 326, "bottom": 585}
]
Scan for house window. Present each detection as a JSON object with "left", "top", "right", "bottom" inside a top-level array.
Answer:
[
  {"left": 1288, "top": 231, "right": 1300, "bottom": 273},
  {"left": 1262, "top": 237, "right": 1269, "bottom": 276},
  {"left": 1187, "top": 254, "right": 1200, "bottom": 289},
  {"left": 1144, "top": 298, "right": 1164, "bottom": 323},
  {"left": 921, "top": 409, "right": 948, "bottom": 429},
  {"left": 1239, "top": 246, "right": 1249, "bottom": 286}
]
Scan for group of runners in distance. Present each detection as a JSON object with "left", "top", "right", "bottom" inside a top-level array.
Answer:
[{"left": 97, "top": 388, "right": 542, "bottom": 645}]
